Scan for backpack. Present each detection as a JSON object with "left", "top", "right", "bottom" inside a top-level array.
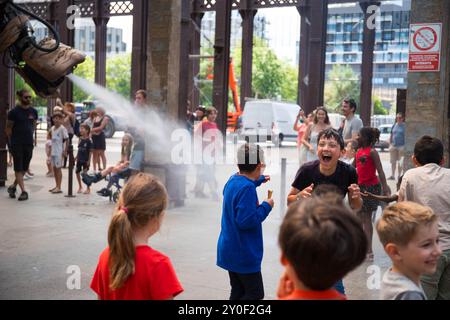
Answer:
[{"left": 73, "top": 118, "right": 81, "bottom": 137}]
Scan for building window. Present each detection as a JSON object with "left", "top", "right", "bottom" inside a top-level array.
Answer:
[
  {"left": 388, "top": 78, "right": 404, "bottom": 84},
  {"left": 382, "top": 31, "right": 395, "bottom": 41},
  {"left": 327, "top": 34, "right": 336, "bottom": 43},
  {"left": 373, "top": 78, "right": 384, "bottom": 84},
  {"left": 331, "top": 54, "right": 337, "bottom": 62},
  {"left": 351, "top": 32, "right": 360, "bottom": 42},
  {"left": 343, "top": 54, "right": 356, "bottom": 62},
  {"left": 326, "top": 44, "right": 334, "bottom": 52},
  {"left": 344, "top": 22, "right": 353, "bottom": 33},
  {"left": 344, "top": 44, "right": 352, "bottom": 52},
  {"left": 336, "top": 23, "right": 342, "bottom": 32}
]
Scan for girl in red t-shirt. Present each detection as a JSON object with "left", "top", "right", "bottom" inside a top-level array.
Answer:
[
  {"left": 355, "top": 127, "right": 390, "bottom": 261},
  {"left": 91, "top": 173, "right": 184, "bottom": 300}
]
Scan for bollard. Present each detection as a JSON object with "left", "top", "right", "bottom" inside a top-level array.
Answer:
[
  {"left": 280, "top": 157, "right": 287, "bottom": 217},
  {"left": 65, "top": 143, "right": 75, "bottom": 198}
]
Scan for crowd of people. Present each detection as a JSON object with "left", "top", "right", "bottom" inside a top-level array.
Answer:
[
  {"left": 5, "top": 89, "right": 148, "bottom": 200},
  {"left": 5, "top": 90, "right": 449, "bottom": 301}
]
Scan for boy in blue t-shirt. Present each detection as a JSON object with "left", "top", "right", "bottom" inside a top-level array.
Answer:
[{"left": 217, "top": 143, "right": 274, "bottom": 300}]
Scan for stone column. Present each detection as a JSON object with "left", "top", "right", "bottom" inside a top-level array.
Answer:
[
  {"left": 405, "top": 0, "right": 450, "bottom": 168},
  {"left": 144, "top": 0, "right": 189, "bottom": 206}
]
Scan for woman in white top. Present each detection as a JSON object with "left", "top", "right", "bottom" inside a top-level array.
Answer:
[{"left": 302, "top": 106, "right": 332, "bottom": 162}]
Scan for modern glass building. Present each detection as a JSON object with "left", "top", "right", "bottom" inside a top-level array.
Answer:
[{"left": 326, "top": 0, "right": 411, "bottom": 105}]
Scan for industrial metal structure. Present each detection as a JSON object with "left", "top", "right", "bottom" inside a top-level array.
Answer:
[{"left": 1, "top": 0, "right": 449, "bottom": 189}]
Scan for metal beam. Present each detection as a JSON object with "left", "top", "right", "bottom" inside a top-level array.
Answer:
[
  {"left": 359, "top": 1, "right": 379, "bottom": 126},
  {"left": 212, "top": 0, "right": 232, "bottom": 134},
  {"left": 239, "top": 4, "right": 256, "bottom": 110},
  {"left": 131, "top": 0, "right": 148, "bottom": 97},
  {"left": 178, "top": 0, "right": 191, "bottom": 120},
  {"left": 297, "top": 0, "right": 328, "bottom": 115},
  {"left": 55, "top": 0, "right": 75, "bottom": 102},
  {"left": 0, "top": 55, "right": 14, "bottom": 187},
  {"left": 188, "top": 11, "right": 204, "bottom": 110},
  {"left": 93, "top": 0, "right": 109, "bottom": 87}
]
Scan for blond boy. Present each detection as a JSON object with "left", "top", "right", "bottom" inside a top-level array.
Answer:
[{"left": 377, "top": 202, "right": 442, "bottom": 300}]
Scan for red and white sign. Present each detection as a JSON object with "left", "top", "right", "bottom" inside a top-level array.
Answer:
[{"left": 408, "top": 23, "right": 442, "bottom": 72}]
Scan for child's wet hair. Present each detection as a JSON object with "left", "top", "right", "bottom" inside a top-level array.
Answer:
[
  {"left": 317, "top": 128, "right": 344, "bottom": 150},
  {"left": 279, "top": 197, "right": 367, "bottom": 291}
]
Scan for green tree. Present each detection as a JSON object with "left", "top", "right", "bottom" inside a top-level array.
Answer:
[
  {"left": 373, "top": 95, "right": 388, "bottom": 115},
  {"left": 106, "top": 53, "right": 131, "bottom": 98},
  {"left": 324, "top": 64, "right": 360, "bottom": 112},
  {"left": 15, "top": 73, "right": 47, "bottom": 107},
  {"left": 73, "top": 55, "right": 95, "bottom": 102}
]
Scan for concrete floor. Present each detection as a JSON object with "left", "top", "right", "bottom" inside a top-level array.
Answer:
[{"left": 0, "top": 131, "right": 397, "bottom": 300}]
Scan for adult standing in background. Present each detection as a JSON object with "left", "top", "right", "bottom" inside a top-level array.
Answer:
[
  {"left": 5, "top": 89, "right": 38, "bottom": 201},
  {"left": 126, "top": 89, "right": 147, "bottom": 175},
  {"left": 62, "top": 102, "right": 76, "bottom": 168},
  {"left": 91, "top": 107, "right": 108, "bottom": 172},
  {"left": 293, "top": 110, "right": 313, "bottom": 167},
  {"left": 388, "top": 112, "right": 406, "bottom": 180},
  {"left": 341, "top": 98, "right": 363, "bottom": 145},
  {"left": 302, "top": 107, "right": 331, "bottom": 162}
]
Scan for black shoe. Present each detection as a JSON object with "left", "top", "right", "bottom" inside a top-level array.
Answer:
[
  {"left": 83, "top": 173, "right": 103, "bottom": 186},
  {"left": 7, "top": 185, "right": 16, "bottom": 198},
  {"left": 97, "top": 188, "right": 111, "bottom": 197},
  {"left": 18, "top": 191, "right": 28, "bottom": 201}
]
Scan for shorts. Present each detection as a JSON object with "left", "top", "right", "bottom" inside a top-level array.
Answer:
[
  {"left": 76, "top": 161, "right": 89, "bottom": 174},
  {"left": 10, "top": 144, "right": 34, "bottom": 173},
  {"left": 389, "top": 145, "right": 405, "bottom": 163},
  {"left": 129, "top": 149, "right": 144, "bottom": 171},
  {"left": 92, "top": 133, "right": 106, "bottom": 150},
  {"left": 51, "top": 155, "right": 63, "bottom": 169},
  {"left": 360, "top": 183, "right": 381, "bottom": 212}
]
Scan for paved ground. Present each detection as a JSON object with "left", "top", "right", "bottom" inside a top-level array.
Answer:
[{"left": 0, "top": 131, "right": 398, "bottom": 300}]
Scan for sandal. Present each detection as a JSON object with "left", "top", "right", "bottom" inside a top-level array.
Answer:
[
  {"left": 49, "top": 187, "right": 57, "bottom": 192},
  {"left": 51, "top": 189, "right": 63, "bottom": 194}
]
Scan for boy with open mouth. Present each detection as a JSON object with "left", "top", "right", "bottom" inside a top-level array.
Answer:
[
  {"left": 287, "top": 128, "right": 363, "bottom": 296},
  {"left": 288, "top": 128, "right": 362, "bottom": 211}
]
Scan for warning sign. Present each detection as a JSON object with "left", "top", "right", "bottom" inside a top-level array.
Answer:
[{"left": 408, "top": 23, "right": 442, "bottom": 72}]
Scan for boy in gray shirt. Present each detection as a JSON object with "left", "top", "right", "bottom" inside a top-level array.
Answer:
[{"left": 376, "top": 202, "right": 442, "bottom": 300}]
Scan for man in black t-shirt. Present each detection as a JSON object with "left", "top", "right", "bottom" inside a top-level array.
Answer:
[
  {"left": 287, "top": 128, "right": 362, "bottom": 211},
  {"left": 5, "top": 90, "right": 38, "bottom": 201}
]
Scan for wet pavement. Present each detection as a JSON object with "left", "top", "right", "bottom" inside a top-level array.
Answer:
[{"left": 0, "top": 131, "right": 398, "bottom": 300}]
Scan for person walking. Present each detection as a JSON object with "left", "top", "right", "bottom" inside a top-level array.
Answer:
[
  {"left": 5, "top": 89, "right": 38, "bottom": 201},
  {"left": 388, "top": 112, "right": 405, "bottom": 180}
]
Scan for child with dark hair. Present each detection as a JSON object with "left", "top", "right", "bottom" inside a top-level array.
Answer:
[
  {"left": 75, "top": 124, "right": 92, "bottom": 194},
  {"left": 398, "top": 135, "right": 450, "bottom": 300},
  {"left": 355, "top": 127, "right": 390, "bottom": 262},
  {"left": 277, "top": 197, "right": 367, "bottom": 300},
  {"left": 217, "top": 143, "right": 273, "bottom": 300},
  {"left": 288, "top": 128, "right": 362, "bottom": 210}
]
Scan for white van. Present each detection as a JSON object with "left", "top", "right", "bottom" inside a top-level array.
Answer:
[{"left": 239, "top": 100, "right": 300, "bottom": 146}]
